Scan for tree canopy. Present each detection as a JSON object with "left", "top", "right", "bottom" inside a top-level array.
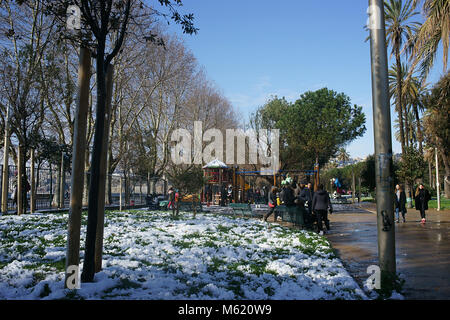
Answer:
[{"left": 251, "top": 88, "right": 366, "bottom": 170}]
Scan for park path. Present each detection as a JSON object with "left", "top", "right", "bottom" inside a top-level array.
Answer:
[
  {"left": 204, "top": 202, "right": 450, "bottom": 299},
  {"left": 325, "top": 204, "right": 450, "bottom": 299}
]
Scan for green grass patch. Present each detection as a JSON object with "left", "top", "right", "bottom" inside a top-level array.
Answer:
[
  {"left": 216, "top": 225, "right": 233, "bottom": 233},
  {"left": 428, "top": 199, "right": 450, "bottom": 210},
  {"left": 173, "top": 240, "right": 194, "bottom": 249}
]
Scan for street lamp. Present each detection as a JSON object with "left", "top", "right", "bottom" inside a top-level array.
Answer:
[{"left": 368, "top": 0, "right": 396, "bottom": 285}]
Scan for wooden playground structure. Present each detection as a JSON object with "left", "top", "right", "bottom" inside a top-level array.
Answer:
[{"left": 201, "top": 159, "right": 320, "bottom": 205}]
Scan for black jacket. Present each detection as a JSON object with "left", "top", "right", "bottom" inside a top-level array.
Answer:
[
  {"left": 312, "top": 190, "right": 332, "bottom": 212},
  {"left": 282, "top": 186, "right": 296, "bottom": 206},
  {"left": 394, "top": 190, "right": 407, "bottom": 213},
  {"left": 415, "top": 189, "right": 431, "bottom": 211},
  {"left": 299, "top": 188, "right": 312, "bottom": 205}
]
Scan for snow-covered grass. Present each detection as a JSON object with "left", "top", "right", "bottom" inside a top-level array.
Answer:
[{"left": 0, "top": 210, "right": 367, "bottom": 300}]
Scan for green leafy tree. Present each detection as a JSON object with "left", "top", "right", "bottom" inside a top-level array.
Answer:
[
  {"left": 423, "top": 71, "right": 450, "bottom": 198},
  {"left": 411, "top": 0, "right": 450, "bottom": 79},
  {"left": 396, "top": 145, "right": 426, "bottom": 192},
  {"left": 251, "top": 89, "right": 366, "bottom": 173},
  {"left": 384, "top": 0, "right": 421, "bottom": 155},
  {"left": 337, "top": 148, "right": 350, "bottom": 164},
  {"left": 289, "top": 88, "right": 366, "bottom": 167},
  {"left": 166, "top": 165, "right": 206, "bottom": 217}
]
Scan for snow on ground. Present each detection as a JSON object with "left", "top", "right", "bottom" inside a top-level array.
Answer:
[{"left": 0, "top": 210, "right": 367, "bottom": 300}]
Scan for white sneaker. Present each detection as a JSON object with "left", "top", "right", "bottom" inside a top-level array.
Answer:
[{"left": 319, "top": 231, "right": 324, "bottom": 236}]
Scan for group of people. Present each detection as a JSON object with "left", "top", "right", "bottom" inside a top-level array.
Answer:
[
  {"left": 262, "top": 178, "right": 433, "bottom": 234},
  {"left": 394, "top": 183, "right": 431, "bottom": 224},
  {"left": 263, "top": 177, "right": 333, "bottom": 235}
]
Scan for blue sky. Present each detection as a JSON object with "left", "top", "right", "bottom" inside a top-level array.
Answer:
[{"left": 167, "top": 0, "right": 446, "bottom": 159}]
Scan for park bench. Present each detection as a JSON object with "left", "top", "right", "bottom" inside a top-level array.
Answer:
[
  {"left": 228, "top": 203, "right": 253, "bottom": 218},
  {"left": 177, "top": 201, "right": 203, "bottom": 212}
]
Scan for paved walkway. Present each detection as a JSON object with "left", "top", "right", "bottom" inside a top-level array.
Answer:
[
  {"left": 204, "top": 202, "right": 450, "bottom": 299},
  {"left": 325, "top": 204, "right": 450, "bottom": 299}
]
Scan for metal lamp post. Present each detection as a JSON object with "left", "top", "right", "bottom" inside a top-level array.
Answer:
[{"left": 368, "top": 0, "right": 396, "bottom": 285}]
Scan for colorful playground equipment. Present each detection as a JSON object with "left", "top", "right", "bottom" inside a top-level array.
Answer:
[{"left": 201, "top": 159, "right": 320, "bottom": 205}]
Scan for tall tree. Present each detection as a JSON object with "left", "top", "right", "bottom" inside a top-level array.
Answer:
[
  {"left": 389, "top": 62, "right": 427, "bottom": 153},
  {"left": 0, "top": 0, "right": 56, "bottom": 214},
  {"left": 337, "top": 148, "right": 351, "bottom": 164},
  {"left": 411, "top": 0, "right": 450, "bottom": 79},
  {"left": 43, "top": 0, "right": 198, "bottom": 282},
  {"left": 423, "top": 71, "right": 450, "bottom": 198},
  {"left": 384, "top": 0, "right": 421, "bottom": 155},
  {"left": 251, "top": 89, "right": 366, "bottom": 172}
]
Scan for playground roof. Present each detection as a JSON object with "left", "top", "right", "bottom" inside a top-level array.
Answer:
[{"left": 202, "top": 159, "right": 229, "bottom": 169}]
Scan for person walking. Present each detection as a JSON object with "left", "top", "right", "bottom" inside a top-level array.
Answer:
[
  {"left": 227, "top": 184, "right": 233, "bottom": 204},
  {"left": 415, "top": 183, "right": 431, "bottom": 224},
  {"left": 312, "top": 184, "right": 333, "bottom": 235},
  {"left": 264, "top": 186, "right": 279, "bottom": 222},
  {"left": 394, "top": 184, "right": 407, "bottom": 223},
  {"left": 300, "top": 183, "right": 313, "bottom": 212},
  {"left": 282, "top": 179, "right": 296, "bottom": 224},
  {"left": 168, "top": 187, "right": 175, "bottom": 213},
  {"left": 298, "top": 183, "right": 314, "bottom": 227}
]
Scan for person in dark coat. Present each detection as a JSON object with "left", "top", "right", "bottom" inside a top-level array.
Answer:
[
  {"left": 264, "top": 186, "right": 279, "bottom": 222},
  {"left": 296, "top": 184, "right": 307, "bottom": 208},
  {"left": 299, "top": 183, "right": 312, "bottom": 210},
  {"left": 312, "top": 184, "right": 333, "bottom": 234},
  {"left": 394, "top": 184, "right": 407, "bottom": 223},
  {"left": 168, "top": 187, "right": 175, "bottom": 214},
  {"left": 221, "top": 185, "right": 227, "bottom": 206},
  {"left": 415, "top": 183, "right": 431, "bottom": 224},
  {"left": 307, "top": 183, "right": 314, "bottom": 202}
]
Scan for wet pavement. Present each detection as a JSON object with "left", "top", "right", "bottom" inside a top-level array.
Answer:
[
  {"left": 326, "top": 204, "right": 450, "bottom": 299},
  {"left": 204, "top": 202, "right": 450, "bottom": 299}
]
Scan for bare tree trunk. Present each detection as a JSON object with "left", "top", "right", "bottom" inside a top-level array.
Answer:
[
  {"left": 65, "top": 47, "right": 91, "bottom": 288},
  {"left": 442, "top": 154, "right": 450, "bottom": 199},
  {"left": 30, "top": 149, "right": 35, "bottom": 213},
  {"left": 352, "top": 168, "right": 355, "bottom": 203},
  {"left": 17, "top": 146, "right": 23, "bottom": 215},
  {"left": 59, "top": 152, "right": 65, "bottom": 209},
  {"left": 53, "top": 162, "right": 61, "bottom": 207},
  {"left": 82, "top": 41, "right": 110, "bottom": 283},
  {"left": 395, "top": 53, "right": 406, "bottom": 155},
  {"left": 83, "top": 151, "right": 90, "bottom": 207},
  {"left": 413, "top": 105, "right": 423, "bottom": 155},
  {"left": 429, "top": 161, "right": 433, "bottom": 188},
  {"left": 1, "top": 107, "right": 11, "bottom": 214},
  {"left": 95, "top": 64, "right": 114, "bottom": 273}
]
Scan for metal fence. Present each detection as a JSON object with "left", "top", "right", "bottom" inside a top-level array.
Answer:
[{"left": 1, "top": 163, "right": 164, "bottom": 213}]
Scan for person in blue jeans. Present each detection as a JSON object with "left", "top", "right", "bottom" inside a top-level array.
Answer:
[{"left": 394, "top": 184, "right": 407, "bottom": 223}]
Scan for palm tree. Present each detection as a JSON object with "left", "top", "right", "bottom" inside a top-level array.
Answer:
[
  {"left": 424, "top": 146, "right": 435, "bottom": 187},
  {"left": 407, "top": 77, "right": 428, "bottom": 154},
  {"left": 385, "top": 0, "right": 421, "bottom": 156},
  {"left": 337, "top": 148, "right": 350, "bottom": 165},
  {"left": 411, "top": 0, "right": 450, "bottom": 79},
  {"left": 389, "top": 61, "right": 428, "bottom": 153}
]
